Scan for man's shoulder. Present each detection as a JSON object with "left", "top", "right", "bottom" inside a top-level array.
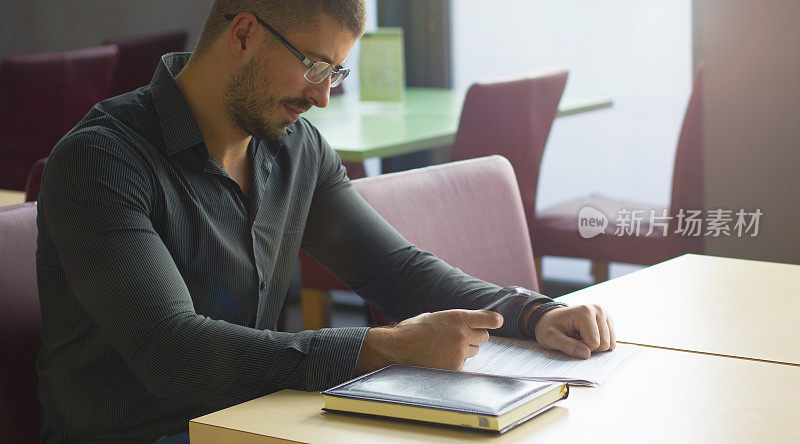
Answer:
[
  {"left": 293, "top": 117, "right": 321, "bottom": 142},
  {"left": 53, "top": 87, "right": 164, "bottom": 160},
  {"left": 289, "top": 116, "right": 334, "bottom": 155}
]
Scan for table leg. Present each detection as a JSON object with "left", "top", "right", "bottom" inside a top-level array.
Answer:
[
  {"left": 363, "top": 157, "right": 382, "bottom": 177},
  {"left": 591, "top": 261, "right": 609, "bottom": 283}
]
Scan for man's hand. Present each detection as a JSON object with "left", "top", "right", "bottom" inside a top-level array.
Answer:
[
  {"left": 532, "top": 305, "right": 616, "bottom": 359},
  {"left": 355, "top": 309, "right": 503, "bottom": 375}
]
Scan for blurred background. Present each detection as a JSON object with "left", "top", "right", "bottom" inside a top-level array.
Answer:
[{"left": 2, "top": 0, "right": 799, "bottom": 330}]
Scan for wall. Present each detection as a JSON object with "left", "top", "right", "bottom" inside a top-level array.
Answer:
[
  {"left": 0, "top": 0, "right": 378, "bottom": 86},
  {"left": 694, "top": 0, "right": 800, "bottom": 264},
  {"left": 0, "top": 0, "right": 214, "bottom": 60}
]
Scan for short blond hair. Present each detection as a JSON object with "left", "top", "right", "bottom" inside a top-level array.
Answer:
[{"left": 195, "top": 0, "right": 367, "bottom": 56}]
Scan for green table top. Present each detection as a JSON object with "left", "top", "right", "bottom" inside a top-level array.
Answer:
[{"left": 303, "top": 87, "right": 612, "bottom": 162}]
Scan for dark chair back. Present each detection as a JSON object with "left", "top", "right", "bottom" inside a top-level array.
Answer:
[
  {"left": 669, "top": 63, "right": 705, "bottom": 254},
  {"left": 451, "top": 69, "right": 569, "bottom": 235},
  {"left": 0, "top": 46, "right": 119, "bottom": 190},
  {"left": 104, "top": 30, "right": 187, "bottom": 96},
  {"left": 25, "top": 157, "right": 48, "bottom": 202}
]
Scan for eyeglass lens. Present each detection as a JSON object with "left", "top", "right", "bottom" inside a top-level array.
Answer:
[{"left": 304, "top": 62, "right": 349, "bottom": 87}]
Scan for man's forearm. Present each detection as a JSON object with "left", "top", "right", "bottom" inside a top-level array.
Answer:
[{"left": 354, "top": 309, "right": 504, "bottom": 375}]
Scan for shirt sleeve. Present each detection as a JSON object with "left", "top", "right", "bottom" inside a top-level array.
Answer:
[
  {"left": 39, "top": 128, "right": 368, "bottom": 402},
  {"left": 300, "top": 125, "right": 538, "bottom": 338}
]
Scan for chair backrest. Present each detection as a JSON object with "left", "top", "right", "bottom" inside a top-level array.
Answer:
[
  {"left": 25, "top": 157, "right": 48, "bottom": 202},
  {"left": 451, "top": 69, "right": 568, "bottom": 233},
  {"left": 0, "top": 45, "right": 119, "bottom": 191},
  {"left": 300, "top": 156, "right": 540, "bottom": 301},
  {"left": 668, "top": 63, "right": 705, "bottom": 253},
  {"left": 104, "top": 30, "right": 187, "bottom": 96},
  {"left": 331, "top": 83, "right": 345, "bottom": 96},
  {"left": 352, "top": 155, "right": 539, "bottom": 291},
  {"left": 0, "top": 203, "right": 41, "bottom": 442}
]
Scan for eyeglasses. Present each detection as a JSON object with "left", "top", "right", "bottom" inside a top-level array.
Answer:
[{"left": 224, "top": 13, "right": 350, "bottom": 88}]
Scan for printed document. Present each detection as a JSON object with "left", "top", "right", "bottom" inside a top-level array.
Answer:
[{"left": 462, "top": 336, "right": 641, "bottom": 387}]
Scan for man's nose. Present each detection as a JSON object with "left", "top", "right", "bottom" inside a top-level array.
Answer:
[{"left": 305, "top": 77, "right": 331, "bottom": 108}]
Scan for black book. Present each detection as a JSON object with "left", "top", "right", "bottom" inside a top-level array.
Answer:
[{"left": 322, "top": 364, "right": 568, "bottom": 433}]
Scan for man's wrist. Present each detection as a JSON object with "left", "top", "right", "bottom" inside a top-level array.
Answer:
[
  {"left": 503, "top": 286, "right": 557, "bottom": 337},
  {"left": 519, "top": 302, "right": 543, "bottom": 337},
  {"left": 524, "top": 301, "right": 569, "bottom": 341},
  {"left": 354, "top": 327, "right": 396, "bottom": 376}
]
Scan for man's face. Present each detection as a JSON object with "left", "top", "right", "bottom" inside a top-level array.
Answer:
[{"left": 224, "top": 14, "right": 359, "bottom": 141}]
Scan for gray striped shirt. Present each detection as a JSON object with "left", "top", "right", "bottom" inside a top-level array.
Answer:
[{"left": 35, "top": 53, "right": 535, "bottom": 442}]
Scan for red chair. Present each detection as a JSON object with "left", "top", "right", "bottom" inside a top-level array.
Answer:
[
  {"left": 532, "top": 64, "right": 705, "bottom": 282},
  {"left": 449, "top": 69, "right": 569, "bottom": 278},
  {"left": 104, "top": 30, "right": 187, "bottom": 96},
  {"left": 0, "top": 46, "right": 119, "bottom": 191},
  {"left": 331, "top": 84, "right": 345, "bottom": 96},
  {"left": 300, "top": 156, "right": 540, "bottom": 328},
  {"left": 0, "top": 203, "right": 41, "bottom": 443},
  {"left": 24, "top": 157, "right": 48, "bottom": 202},
  {"left": 342, "top": 161, "right": 365, "bottom": 179}
]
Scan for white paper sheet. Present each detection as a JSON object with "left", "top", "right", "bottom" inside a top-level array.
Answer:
[{"left": 461, "top": 336, "right": 641, "bottom": 387}]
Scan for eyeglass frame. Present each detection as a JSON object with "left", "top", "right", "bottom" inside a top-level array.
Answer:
[{"left": 224, "top": 13, "right": 350, "bottom": 88}]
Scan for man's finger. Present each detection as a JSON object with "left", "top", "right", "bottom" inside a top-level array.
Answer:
[
  {"left": 608, "top": 315, "right": 617, "bottom": 350},
  {"left": 466, "top": 327, "right": 490, "bottom": 347},
  {"left": 548, "top": 331, "right": 591, "bottom": 359},
  {"left": 465, "top": 344, "right": 480, "bottom": 359},
  {"left": 458, "top": 310, "right": 504, "bottom": 329},
  {"left": 596, "top": 311, "right": 611, "bottom": 351},
  {"left": 576, "top": 309, "right": 602, "bottom": 350}
]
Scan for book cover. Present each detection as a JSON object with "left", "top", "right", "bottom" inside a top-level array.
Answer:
[{"left": 321, "top": 364, "right": 568, "bottom": 433}]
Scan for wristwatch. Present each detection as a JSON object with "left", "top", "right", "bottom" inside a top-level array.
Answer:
[{"left": 490, "top": 286, "right": 567, "bottom": 341}]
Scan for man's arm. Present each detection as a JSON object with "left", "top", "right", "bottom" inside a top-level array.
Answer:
[
  {"left": 353, "top": 302, "right": 617, "bottom": 375},
  {"left": 40, "top": 131, "right": 368, "bottom": 402},
  {"left": 300, "top": 123, "right": 616, "bottom": 373},
  {"left": 299, "top": 123, "right": 527, "bottom": 337}
]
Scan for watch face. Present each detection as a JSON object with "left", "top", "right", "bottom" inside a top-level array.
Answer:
[{"left": 511, "top": 286, "right": 533, "bottom": 296}]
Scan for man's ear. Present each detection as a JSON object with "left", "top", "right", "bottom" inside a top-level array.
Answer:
[{"left": 227, "top": 13, "right": 257, "bottom": 56}]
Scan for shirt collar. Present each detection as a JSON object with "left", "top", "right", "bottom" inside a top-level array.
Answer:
[
  {"left": 150, "top": 52, "right": 295, "bottom": 156},
  {"left": 150, "top": 52, "right": 205, "bottom": 155}
]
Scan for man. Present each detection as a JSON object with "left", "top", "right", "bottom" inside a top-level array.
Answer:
[{"left": 36, "top": 0, "right": 615, "bottom": 442}]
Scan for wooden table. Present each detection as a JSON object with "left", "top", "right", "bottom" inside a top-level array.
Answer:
[
  {"left": 190, "top": 345, "right": 800, "bottom": 443},
  {"left": 303, "top": 88, "right": 612, "bottom": 162},
  {"left": 559, "top": 254, "right": 800, "bottom": 365},
  {"left": 0, "top": 189, "right": 25, "bottom": 207},
  {"left": 192, "top": 255, "right": 800, "bottom": 442}
]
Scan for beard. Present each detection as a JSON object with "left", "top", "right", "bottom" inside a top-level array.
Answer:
[{"left": 223, "top": 53, "right": 310, "bottom": 142}]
